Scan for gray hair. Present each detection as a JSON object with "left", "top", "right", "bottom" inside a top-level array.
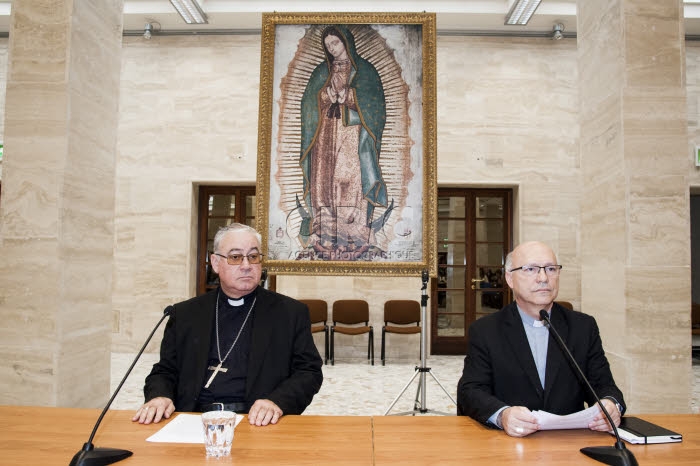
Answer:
[
  {"left": 505, "top": 251, "right": 514, "bottom": 272},
  {"left": 213, "top": 223, "right": 262, "bottom": 253}
]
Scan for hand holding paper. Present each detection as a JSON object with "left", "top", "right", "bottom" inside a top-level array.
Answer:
[{"left": 532, "top": 405, "right": 602, "bottom": 431}]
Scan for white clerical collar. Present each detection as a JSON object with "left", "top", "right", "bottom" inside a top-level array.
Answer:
[
  {"left": 517, "top": 306, "right": 548, "bottom": 328},
  {"left": 228, "top": 298, "right": 245, "bottom": 307}
]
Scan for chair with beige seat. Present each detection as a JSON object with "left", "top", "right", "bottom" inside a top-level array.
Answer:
[
  {"left": 330, "top": 300, "right": 374, "bottom": 366},
  {"left": 381, "top": 300, "right": 421, "bottom": 366}
]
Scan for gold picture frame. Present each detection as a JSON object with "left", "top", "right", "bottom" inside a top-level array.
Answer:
[{"left": 256, "top": 12, "right": 437, "bottom": 277}]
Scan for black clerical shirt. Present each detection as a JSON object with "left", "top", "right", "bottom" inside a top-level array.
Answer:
[{"left": 197, "top": 287, "right": 256, "bottom": 405}]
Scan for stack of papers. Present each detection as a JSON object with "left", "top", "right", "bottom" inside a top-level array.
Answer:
[
  {"left": 532, "top": 405, "right": 601, "bottom": 430},
  {"left": 146, "top": 413, "right": 244, "bottom": 444}
]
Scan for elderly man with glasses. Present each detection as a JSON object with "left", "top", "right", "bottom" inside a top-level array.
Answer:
[
  {"left": 457, "top": 241, "right": 625, "bottom": 437},
  {"left": 133, "top": 223, "right": 323, "bottom": 427}
]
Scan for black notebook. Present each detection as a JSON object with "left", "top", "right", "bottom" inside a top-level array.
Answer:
[{"left": 616, "top": 416, "right": 683, "bottom": 444}]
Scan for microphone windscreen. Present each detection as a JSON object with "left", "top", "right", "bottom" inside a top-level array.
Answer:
[
  {"left": 539, "top": 309, "right": 548, "bottom": 321},
  {"left": 163, "top": 305, "right": 174, "bottom": 316}
]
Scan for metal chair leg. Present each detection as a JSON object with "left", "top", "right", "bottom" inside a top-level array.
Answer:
[
  {"left": 330, "top": 327, "right": 335, "bottom": 366},
  {"left": 381, "top": 328, "right": 386, "bottom": 366}
]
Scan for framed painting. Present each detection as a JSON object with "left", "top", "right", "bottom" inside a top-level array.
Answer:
[{"left": 256, "top": 12, "right": 437, "bottom": 277}]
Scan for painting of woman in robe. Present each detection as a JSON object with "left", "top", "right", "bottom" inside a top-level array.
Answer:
[
  {"left": 298, "top": 25, "right": 389, "bottom": 259},
  {"left": 258, "top": 14, "right": 437, "bottom": 275}
]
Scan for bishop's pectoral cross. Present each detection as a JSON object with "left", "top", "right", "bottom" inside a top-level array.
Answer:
[{"left": 204, "top": 362, "right": 228, "bottom": 389}]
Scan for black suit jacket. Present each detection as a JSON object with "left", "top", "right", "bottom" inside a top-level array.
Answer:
[
  {"left": 144, "top": 287, "right": 323, "bottom": 414},
  {"left": 457, "top": 302, "right": 625, "bottom": 424}
]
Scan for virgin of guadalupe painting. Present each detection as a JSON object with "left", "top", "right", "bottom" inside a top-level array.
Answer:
[
  {"left": 256, "top": 13, "right": 437, "bottom": 276},
  {"left": 299, "top": 25, "right": 388, "bottom": 258}
]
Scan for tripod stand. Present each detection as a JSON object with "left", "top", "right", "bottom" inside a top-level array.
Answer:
[{"left": 384, "top": 270, "right": 457, "bottom": 416}]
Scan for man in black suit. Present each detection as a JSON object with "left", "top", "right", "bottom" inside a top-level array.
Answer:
[
  {"left": 132, "top": 223, "right": 323, "bottom": 427},
  {"left": 457, "top": 241, "right": 625, "bottom": 437}
]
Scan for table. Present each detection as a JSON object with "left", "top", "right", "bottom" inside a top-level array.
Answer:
[
  {"left": 0, "top": 406, "right": 697, "bottom": 465},
  {"left": 373, "top": 414, "right": 700, "bottom": 465},
  {"left": 0, "top": 406, "right": 372, "bottom": 465}
]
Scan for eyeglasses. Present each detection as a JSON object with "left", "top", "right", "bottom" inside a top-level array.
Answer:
[
  {"left": 509, "top": 265, "right": 563, "bottom": 276},
  {"left": 213, "top": 252, "right": 264, "bottom": 265}
]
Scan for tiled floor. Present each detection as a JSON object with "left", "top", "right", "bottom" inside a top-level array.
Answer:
[{"left": 111, "top": 353, "right": 700, "bottom": 415}]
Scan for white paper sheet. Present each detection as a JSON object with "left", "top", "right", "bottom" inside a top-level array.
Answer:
[
  {"left": 146, "top": 413, "right": 244, "bottom": 443},
  {"left": 532, "top": 405, "right": 601, "bottom": 430}
]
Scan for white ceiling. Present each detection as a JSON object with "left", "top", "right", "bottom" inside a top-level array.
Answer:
[{"left": 0, "top": 1, "right": 699, "bottom": 37}]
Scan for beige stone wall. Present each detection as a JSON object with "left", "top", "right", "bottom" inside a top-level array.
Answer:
[
  {"left": 110, "top": 35, "right": 582, "bottom": 362},
  {"left": 0, "top": 0, "right": 123, "bottom": 407},
  {"left": 0, "top": 37, "right": 5, "bottom": 179},
  {"left": 112, "top": 35, "right": 261, "bottom": 351},
  {"left": 0, "top": 31, "right": 697, "bottom": 409}
]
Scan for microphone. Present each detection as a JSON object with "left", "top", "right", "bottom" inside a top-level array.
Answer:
[
  {"left": 538, "top": 309, "right": 637, "bottom": 466},
  {"left": 69, "top": 305, "right": 174, "bottom": 466},
  {"left": 421, "top": 269, "right": 429, "bottom": 289}
]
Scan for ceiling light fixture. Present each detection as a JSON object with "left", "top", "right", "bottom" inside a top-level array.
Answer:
[
  {"left": 505, "top": 0, "right": 543, "bottom": 25},
  {"left": 169, "top": 0, "right": 208, "bottom": 25}
]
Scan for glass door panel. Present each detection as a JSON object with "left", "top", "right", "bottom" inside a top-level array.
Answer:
[{"left": 431, "top": 189, "right": 511, "bottom": 354}]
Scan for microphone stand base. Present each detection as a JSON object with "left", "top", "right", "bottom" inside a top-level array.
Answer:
[
  {"left": 69, "top": 444, "right": 133, "bottom": 466},
  {"left": 580, "top": 445, "right": 638, "bottom": 466}
]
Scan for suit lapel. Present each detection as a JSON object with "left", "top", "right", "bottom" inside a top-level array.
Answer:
[
  {"left": 502, "top": 304, "right": 544, "bottom": 396},
  {"left": 246, "top": 287, "right": 274, "bottom": 395},
  {"left": 193, "top": 290, "right": 217, "bottom": 387}
]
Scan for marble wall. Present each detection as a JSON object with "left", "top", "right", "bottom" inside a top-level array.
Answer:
[
  {"left": 0, "top": 20, "right": 697, "bottom": 410},
  {"left": 0, "top": 0, "right": 123, "bottom": 407},
  {"left": 578, "top": 0, "right": 691, "bottom": 413},
  {"left": 111, "top": 34, "right": 582, "bottom": 362}
]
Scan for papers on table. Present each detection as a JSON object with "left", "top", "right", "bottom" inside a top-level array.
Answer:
[
  {"left": 146, "top": 413, "right": 244, "bottom": 443},
  {"left": 532, "top": 405, "right": 601, "bottom": 430}
]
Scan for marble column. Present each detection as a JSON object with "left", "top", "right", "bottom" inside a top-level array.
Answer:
[
  {"left": 0, "top": 0, "right": 123, "bottom": 407},
  {"left": 578, "top": 0, "right": 691, "bottom": 412}
]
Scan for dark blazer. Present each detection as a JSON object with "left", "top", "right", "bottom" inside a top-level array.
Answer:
[
  {"left": 144, "top": 287, "right": 323, "bottom": 415},
  {"left": 457, "top": 302, "right": 625, "bottom": 424}
]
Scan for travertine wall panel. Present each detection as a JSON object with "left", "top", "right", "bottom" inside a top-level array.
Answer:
[
  {"left": 579, "top": 0, "right": 690, "bottom": 413},
  {"left": 0, "top": 0, "right": 123, "bottom": 408},
  {"left": 112, "top": 35, "right": 261, "bottom": 350}
]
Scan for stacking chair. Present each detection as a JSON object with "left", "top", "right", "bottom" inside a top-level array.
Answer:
[
  {"left": 330, "top": 300, "right": 374, "bottom": 365},
  {"left": 300, "top": 299, "right": 329, "bottom": 365},
  {"left": 381, "top": 300, "right": 421, "bottom": 366}
]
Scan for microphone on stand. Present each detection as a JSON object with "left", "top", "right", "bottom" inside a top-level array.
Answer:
[
  {"left": 69, "top": 305, "right": 174, "bottom": 466},
  {"left": 539, "top": 309, "right": 638, "bottom": 466}
]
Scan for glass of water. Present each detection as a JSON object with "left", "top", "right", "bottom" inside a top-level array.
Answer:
[{"left": 201, "top": 410, "right": 237, "bottom": 457}]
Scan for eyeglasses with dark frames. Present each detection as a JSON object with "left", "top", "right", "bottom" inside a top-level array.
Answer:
[
  {"left": 509, "top": 264, "right": 563, "bottom": 276},
  {"left": 213, "top": 252, "right": 264, "bottom": 266}
]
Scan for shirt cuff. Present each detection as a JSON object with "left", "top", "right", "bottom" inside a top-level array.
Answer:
[
  {"left": 488, "top": 406, "right": 509, "bottom": 429},
  {"left": 603, "top": 396, "right": 624, "bottom": 416}
]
